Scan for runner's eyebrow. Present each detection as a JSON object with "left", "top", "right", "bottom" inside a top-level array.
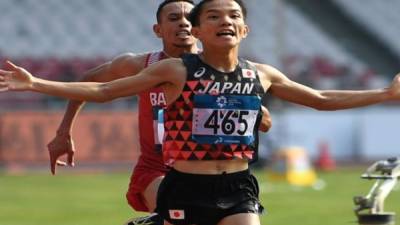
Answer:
[
  {"left": 205, "top": 9, "right": 242, "bottom": 14},
  {"left": 168, "top": 12, "right": 181, "bottom": 17}
]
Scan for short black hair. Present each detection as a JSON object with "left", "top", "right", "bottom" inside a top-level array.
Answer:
[
  {"left": 188, "top": 0, "right": 247, "bottom": 26},
  {"left": 156, "top": 0, "right": 195, "bottom": 23}
]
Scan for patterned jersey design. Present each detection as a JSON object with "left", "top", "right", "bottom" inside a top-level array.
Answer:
[{"left": 163, "top": 54, "right": 265, "bottom": 163}]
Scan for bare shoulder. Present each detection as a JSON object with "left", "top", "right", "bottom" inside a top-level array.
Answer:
[
  {"left": 247, "top": 61, "right": 278, "bottom": 76},
  {"left": 113, "top": 52, "right": 187, "bottom": 76},
  {"left": 246, "top": 60, "right": 290, "bottom": 91},
  {"left": 136, "top": 57, "right": 186, "bottom": 101},
  {"left": 110, "top": 52, "right": 147, "bottom": 75},
  {"left": 146, "top": 58, "right": 186, "bottom": 79},
  {"left": 156, "top": 58, "right": 185, "bottom": 70},
  {"left": 247, "top": 60, "right": 288, "bottom": 82}
]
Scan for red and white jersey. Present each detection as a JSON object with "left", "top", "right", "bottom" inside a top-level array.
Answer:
[{"left": 136, "top": 51, "right": 168, "bottom": 171}]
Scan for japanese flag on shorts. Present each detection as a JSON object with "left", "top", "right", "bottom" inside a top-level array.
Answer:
[
  {"left": 242, "top": 69, "right": 256, "bottom": 79},
  {"left": 169, "top": 209, "right": 185, "bottom": 220}
]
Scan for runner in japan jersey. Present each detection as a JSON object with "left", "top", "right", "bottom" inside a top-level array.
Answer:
[
  {"left": 137, "top": 51, "right": 168, "bottom": 171},
  {"left": 163, "top": 54, "right": 265, "bottom": 163}
]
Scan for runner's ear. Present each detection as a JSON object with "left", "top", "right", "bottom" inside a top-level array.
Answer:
[
  {"left": 153, "top": 24, "right": 162, "bottom": 38},
  {"left": 242, "top": 25, "right": 249, "bottom": 39}
]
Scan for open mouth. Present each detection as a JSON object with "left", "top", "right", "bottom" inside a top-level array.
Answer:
[
  {"left": 216, "top": 30, "right": 235, "bottom": 37},
  {"left": 177, "top": 30, "right": 191, "bottom": 38}
]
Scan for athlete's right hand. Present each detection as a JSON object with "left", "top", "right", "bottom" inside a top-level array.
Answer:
[
  {"left": 0, "top": 61, "right": 35, "bottom": 91},
  {"left": 47, "top": 132, "right": 76, "bottom": 175},
  {"left": 259, "top": 106, "right": 272, "bottom": 132}
]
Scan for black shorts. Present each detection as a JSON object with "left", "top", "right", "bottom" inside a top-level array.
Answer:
[{"left": 155, "top": 168, "right": 264, "bottom": 225}]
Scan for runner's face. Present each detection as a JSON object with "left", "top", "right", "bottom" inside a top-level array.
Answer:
[
  {"left": 156, "top": 2, "right": 196, "bottom": 48},
  {"left": 193, "top": 0, "right": 248, "bottom": 49}
]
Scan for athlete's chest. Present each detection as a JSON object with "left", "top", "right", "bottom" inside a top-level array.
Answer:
[{"left": 188, "top": 66, "right": 261, "bottom": 96}]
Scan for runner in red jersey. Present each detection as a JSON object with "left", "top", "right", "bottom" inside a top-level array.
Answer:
[
  {"left": 45, "top": 0, "right": 199, "bottom": 223},
  {"left": 126, "top": 51, "right": 169, "bottom": 213}
]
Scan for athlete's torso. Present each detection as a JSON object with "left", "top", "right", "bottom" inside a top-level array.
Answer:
[
  {"left": 163, "top": 54, "right": 265, "bottom": 165},
  {"left": 137, "top": 51, "right": 168, "bottom": 171}
]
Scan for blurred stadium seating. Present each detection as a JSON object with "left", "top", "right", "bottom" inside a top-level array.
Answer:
[
  {"left": 0, "top": 0, "right": 161, "bottom": 58},
  {"left": 334, "top": 0, "right": 400, "bottom": 58},
  {"left": 0, "top": 0, "right": 398, "bottom": 110}
]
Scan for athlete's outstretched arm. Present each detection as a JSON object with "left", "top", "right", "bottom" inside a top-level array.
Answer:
[
  {"left": 255, "top": 63, "right": 400, "bottom": 110},
  {"left": 48, "top": 53, "right": 146, "bottom": 174},
  {"left": 0, "top": 59, "right": 184, "bottom": 102}
]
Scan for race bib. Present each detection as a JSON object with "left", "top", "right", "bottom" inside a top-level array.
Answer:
[
  {"left": 193, "top": 95, "right": 261, "bottom": 144},
  {"left": 153, "top": 107, "right": 164, "bottom": 152}
]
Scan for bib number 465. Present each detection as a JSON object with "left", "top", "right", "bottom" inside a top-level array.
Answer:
[{"left": 204, "top": 110, "right": 249, "bottom": 135}]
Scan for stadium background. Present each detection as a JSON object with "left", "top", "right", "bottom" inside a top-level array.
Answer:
[
  {"left": 0, "top": 1, "right": 400, "bottom": 225},
  {"left": 1, "top": 0, "right": 400, "bottom": 169}
]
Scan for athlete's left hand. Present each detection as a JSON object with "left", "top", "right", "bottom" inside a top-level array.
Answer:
[{"left": 47, "top": 132, "right": 76, "bottom": 175}]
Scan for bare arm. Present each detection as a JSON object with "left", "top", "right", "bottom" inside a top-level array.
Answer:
[
  {"left": 57, "top": 53, "right": 145, "bottom": 134},
  {"left": 0, "top": 58, "right": 185, "bottom": 102},
  {"left": 256, "top": 63, "right": 400, "bottom": 110},
  {"left": 48, "top": 53, "right": 146, "bottom": 174},
  {"left": 0, "top": 57, "right": 185, "bottom": 173}
]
